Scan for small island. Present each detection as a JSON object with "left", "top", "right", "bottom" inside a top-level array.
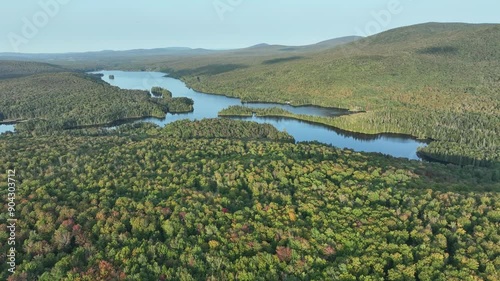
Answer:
[
  {"left": 151, "top": 86, "right": 172, "bottom": 98},
  {"left": 218, "top": 105, "right": 345, "bottom": 128},
  {"left": 109, "top": 75, "right": 115, "bottom": 79},
  {"left": 149, "top": 86, "right": 194, "bottom": 113}
]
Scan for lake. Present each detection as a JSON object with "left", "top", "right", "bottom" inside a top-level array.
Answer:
[
  {"left": 0, "top": 124, "right": 15, "bottom": 134},
  {"left": 94, "top": 70, "right": 427, "bottom": 159}
]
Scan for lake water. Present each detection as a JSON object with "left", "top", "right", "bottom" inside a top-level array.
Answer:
[
  {"left": 0, "top": 124, "right": 15, "bottom": 134},
  {"left": 94, "top": 70, "right": 427, "bottom": 159}
]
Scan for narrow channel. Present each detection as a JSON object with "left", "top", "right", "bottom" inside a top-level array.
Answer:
[{"left": 87, "top": 71, "right": 426, "bottom": 160}]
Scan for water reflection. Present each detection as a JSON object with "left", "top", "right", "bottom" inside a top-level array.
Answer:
[{"left": 93, "top": 70, "right": 427, "bottom": 160}]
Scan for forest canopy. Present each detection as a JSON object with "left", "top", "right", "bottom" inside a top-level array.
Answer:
[
  {"left": 0, "top": 68, "right": 194, "bottom": 133},
  {"left": 0, "top": 120, "right": 499, "bottom": 280},
  {"left": 0, "top": 23, "right": 499, "bottom": 280},
  {"left": 156, "top": 23, "right": 500, "bottom": 167}
]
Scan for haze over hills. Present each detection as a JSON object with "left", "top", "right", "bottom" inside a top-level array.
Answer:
[
  {"left": 0, "top": 60, "right": 67, "bottom": 79},
  {"left": 0, "top": 36, "right": 362, "bottom": 64},
  {"left": 1, "top": 20, "right": 500, "bottom": 280},
  {"left": 0, "top": 47, "right": 215, "bottom": 64},
  {"left": 238, "top": 36, "right": 363, "bottom": 53},
  {"left": 1, "top": 22, "right": 499, "bottom": 165},
  {"left": 148, "top": 22, "right": 500, "bottom": 167},
  {"left": 1, "top": 23, "right": 498, "bottom": 167}
]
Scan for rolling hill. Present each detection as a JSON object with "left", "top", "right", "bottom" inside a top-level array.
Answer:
[
  {"left": 2, "top": 23, "right": 498, "bottom": 166},
  {"left": 0, "top": 60, "right": 67, "bottom": 79},
  {"left": 154, "top": 23, "right": 500, "bottom": 166},
  {"left": 0, "top": 23, "right": 499, "bottom": 281},
  {"left": 0, "top": 61, "right": 175, "bottom": 132}
]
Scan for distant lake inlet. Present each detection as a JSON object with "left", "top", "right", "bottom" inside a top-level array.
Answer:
[{"left": 92, "top": 71, "right": 428, "bottom": 160}]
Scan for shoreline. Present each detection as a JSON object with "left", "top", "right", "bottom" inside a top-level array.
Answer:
[
  {"left": 99, "top": 69, "right": 431, "bottom": 139},
  {"left": 166, "top": 74, "right": 364, "bottom": 113},
  {"left": 219, "top": 113, "right": 432, "bottom": 143},
  {"left": 416, "top": 151, "right": 455, "bottom": 165},
  {"left": 240, "top": 100, "right": 360, "bottom": 114},
  {"left": 169, "top": 74, "right": 432, "bottom": 141},
  {"left": 64, "top": 115, "right": 166, "bottom": 130},
  {"left": 0, "top": 119, "right": 26, "bottom": 125},
  {"left": 93, "top": 70, "right": 441, "bottom": 162}
]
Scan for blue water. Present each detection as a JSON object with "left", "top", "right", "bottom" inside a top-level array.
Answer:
[
  {"left": 94, "top": 70, "right": 427, "bottom": 160},
  {"left": 0, "top": 124, "right": 15, "bottom": 134}
]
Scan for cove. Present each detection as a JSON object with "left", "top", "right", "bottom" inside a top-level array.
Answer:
[
  {"left": 0, "top": 123, "right": 15, "bottom": 134},
  {"left": 94, "top": 70, "right": 427, "bottom": 160}
]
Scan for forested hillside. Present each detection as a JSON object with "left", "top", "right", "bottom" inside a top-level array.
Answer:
[
  {"left": 161, "top": 119, "right": 294, "bottom": 142},
  {"left": 0, "top": 72, "right": 168, "bottom": 132},
  {"left": 0, "top": 23, "right": 498, "bottom": 281},
  {"left": 0, "top": 121, "right": 498, "bottom": 280},
  {"left": 0, "top": 60, "right": 66, "bottom": 79},
  {"left": 153, "top": 23, "right": 500, "bottom": 166},
  {"left": 218, "top": 106, "right": 500, "bottom": 167}
]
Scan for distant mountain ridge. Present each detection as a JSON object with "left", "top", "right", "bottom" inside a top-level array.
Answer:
[
  {"left": 0, "top": 36, "right": 363, "bottom": 62},
  {"left": 156, "top": 22, "right": 500, "bottom": 167},
  {"left": 0, "top": 47, "right": 215, "bottom": 62},
  {"left": 0, "top": 60, "right": 67, "bottom": 79}
]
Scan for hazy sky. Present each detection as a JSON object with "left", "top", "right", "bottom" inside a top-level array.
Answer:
[{"left": 1, "top": 0, "right": 499, "bottom": 53}]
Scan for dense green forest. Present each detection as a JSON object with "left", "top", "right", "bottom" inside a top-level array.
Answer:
[
  {"left": 149, "top": 87, "right": 194, "bottom": 114},
  {"left": 0, "top": 60, "right": 66, "bottom": 79},
  {"left": 163, "top": 97, "right": 194, "bottom": 114},
  {"left": 0, "top": 120, "right": 498, "bottom": 280},
  {"left": 0, "top": 65, "right": 193, "bottom": 133},
  {"left": 160, "top": 119, "right": 294, "bottom": 142},
  {"left": 143, "top": 23, "right": 500, "bottom": 167},
  {"left": 5, "top": 24, "right": 498, "bottom": 166},
  {"left": 0, "top": 71, "right": 165, "bottom": 131},
  {"left": 151, "top": 87, "right": 173, "bottom": 98},
  {"left": 1, "top": 23, "right": 499, "bottom": 280},
  {"left": 219, "top": 106, "right": 291, "bottom": 117},
  {"left": 219, "top": 106, "right": 500, "bottom": 167}
]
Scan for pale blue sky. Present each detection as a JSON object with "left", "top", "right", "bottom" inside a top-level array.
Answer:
[{"left": 1, "top": 0, "right": 499, "bottom": 53}]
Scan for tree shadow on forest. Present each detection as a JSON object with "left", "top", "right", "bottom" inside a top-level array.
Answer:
[
  {"left": 168, "top": 64, "right": 248, "bottom": 77},
  {"left": 262, "top": 56, "right": 304, "bottom": 65},
  {"left": 417, "top": 46, "right": 459, "bottom": 55}
]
